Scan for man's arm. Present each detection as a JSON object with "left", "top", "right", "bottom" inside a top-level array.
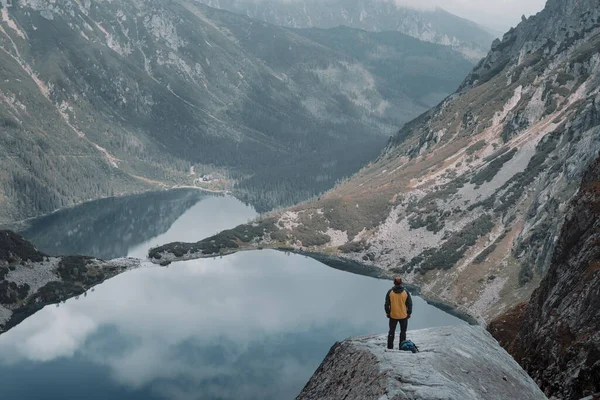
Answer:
[
  {"left": 406, "top": 291, "right": 413, "bottom": 316},
  {"left": 384, "top": 289, "right": 392, "bottom": 315}
]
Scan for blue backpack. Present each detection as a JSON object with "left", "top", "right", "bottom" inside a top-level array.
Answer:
[{"left": 400, "top": 340, "right": 419, "bottom": 353}]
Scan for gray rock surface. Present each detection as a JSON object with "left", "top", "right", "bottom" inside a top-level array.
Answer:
[
  {"left": 297, "top": 325, "right": 547, "bottom": 400},
  {"left": 491, "top": 157, "right": 600, "bottom": 399}
]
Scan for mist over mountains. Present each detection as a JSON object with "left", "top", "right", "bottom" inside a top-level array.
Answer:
[
  {"left": 0, "top": 0, "right": 476, "bottom": 222},
  {"left": 196, "top": 0, "right": 498, "bottom": 60}
]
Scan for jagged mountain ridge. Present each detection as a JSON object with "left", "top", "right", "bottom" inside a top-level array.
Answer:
[
  {"left": 0, "top": 0, "right": 472, "bottom": 222},
  {"left": 149, "top": 0, "right": 600, "bottom": 321},
  {"left": 195, "top": 0, "right": 497, "bottom": 60}
]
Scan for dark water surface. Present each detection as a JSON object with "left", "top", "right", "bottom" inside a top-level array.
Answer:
[{"left": 1, "top": 191, "right": 465, "bottom": 400}]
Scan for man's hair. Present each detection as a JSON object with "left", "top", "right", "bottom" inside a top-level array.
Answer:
[{"left": 394, "top": 277, "right": 402, "bottom": 285}]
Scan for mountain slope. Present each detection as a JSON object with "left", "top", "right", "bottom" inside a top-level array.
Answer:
[
  {"left": 0, "top": 0, "right": 472, "bottom": 222},
  {"left": 489, "top": 157, "right": 600, "bottom": 399},
  {"left": 196, "top": 0, "right": 496, "bottom": 60},
  {"left": 150, "top": 0, "right": 600, "bottom": 321}
]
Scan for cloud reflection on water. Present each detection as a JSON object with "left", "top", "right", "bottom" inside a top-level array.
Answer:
[{"left": 0, "top": 250, "right": 464, "bottom": 399}]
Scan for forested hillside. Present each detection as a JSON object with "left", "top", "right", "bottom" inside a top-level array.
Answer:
[
  {"left": 0, "top": 0, "right": 472, "bottom": 221},
  {"left": 18, "top": 189, "right": 206, "bottom": 260}
]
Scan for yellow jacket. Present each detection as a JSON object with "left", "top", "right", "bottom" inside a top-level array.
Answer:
[{"left": 384, "top": 286, "right": 413, "bottom": 319}]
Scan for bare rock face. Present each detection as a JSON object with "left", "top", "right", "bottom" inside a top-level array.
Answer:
[
  {"left": 491, "top": 157, "right": 600, "bottom": 399},
  {"left": 296, "top": 325, "right": 547, "bottom": 400}
]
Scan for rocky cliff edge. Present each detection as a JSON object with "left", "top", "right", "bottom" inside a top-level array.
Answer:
[
  {"left": 296, "top": 325, "right": 547, "bottom": 400},
  {"left": 489, "top": 156, "right": 600, "bottom": 399}
]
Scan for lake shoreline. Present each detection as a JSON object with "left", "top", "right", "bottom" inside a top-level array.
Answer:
[
  {"left": 151, "top": 245, "right": 480, "bottom": 327},
  {"left": 283, "top": 250, "right": 481, "bottom": 326},
  {"left": 0, "top": 186, "right": 230, "bottom": 232}
]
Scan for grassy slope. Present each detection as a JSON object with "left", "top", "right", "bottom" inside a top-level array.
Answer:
[{"left": 149, "top": 3, "right": 600, "bottom": 320}]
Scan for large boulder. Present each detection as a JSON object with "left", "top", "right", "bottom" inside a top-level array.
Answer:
[{"left": 297, "top": 325, "right": 547, "bottom": 400}]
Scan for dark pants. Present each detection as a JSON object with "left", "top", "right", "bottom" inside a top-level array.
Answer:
[{"left": 388, "top": 318, "right": 408, "bottom": 349}]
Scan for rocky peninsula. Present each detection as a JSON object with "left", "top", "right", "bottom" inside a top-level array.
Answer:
[{"left": 0, "top": 230, "right": 141, "bottom": 333}]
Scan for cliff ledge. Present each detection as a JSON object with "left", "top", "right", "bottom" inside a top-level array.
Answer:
[{"left": 297, "top": 325, "right": 546, "bottom": 400}]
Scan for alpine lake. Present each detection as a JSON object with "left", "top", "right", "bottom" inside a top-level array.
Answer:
[{"left": 0, "top": 189, "right": 466, "bottom": 400}]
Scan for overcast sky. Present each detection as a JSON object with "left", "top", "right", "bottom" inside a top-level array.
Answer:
[{"left": 396, "top": 0, "right": 548, "bottom": 31}]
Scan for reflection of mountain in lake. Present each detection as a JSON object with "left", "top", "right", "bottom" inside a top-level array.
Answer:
[
  {"left": 18, "top": 190, "right": 206, "bottom": 260},
  {"left": 0, "top": 251, "right": 465, "bottom": 400}
]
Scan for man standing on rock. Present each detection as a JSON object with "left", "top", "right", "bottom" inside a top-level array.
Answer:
[{"left": 385, "top": 277, "right": 413, "bottom": 350}]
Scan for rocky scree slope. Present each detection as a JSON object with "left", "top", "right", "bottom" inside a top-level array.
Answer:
[
  {"left": 489, "top": 156, "right": 600, "bottom": 399},
  {"left": 150, "top": 0, "right": 600, "bottom": 322},
  {"left": 0, "top": 0, "right": 472, "bottom": 222},
  {"left": 296, "top": 325, "right": 547, "bottom": 400},
  {"left": 196, "top": 0, "right": 496, "bottom": 61},
  {"left": 0, "top": 230, "right": 140, "bottom": 334}
]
